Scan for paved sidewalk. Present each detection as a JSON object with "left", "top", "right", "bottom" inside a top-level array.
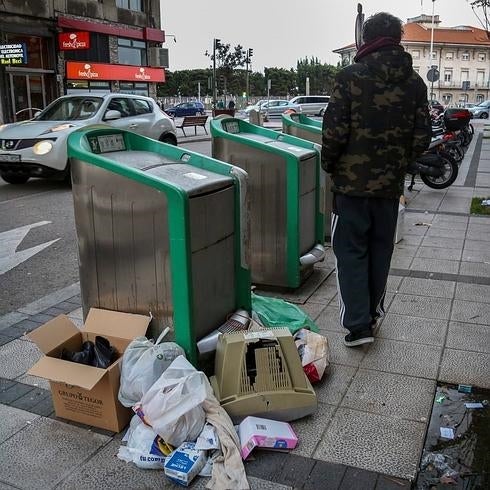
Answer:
[{"left": 0, "top": 126, "right": 489, "bottom": 489}]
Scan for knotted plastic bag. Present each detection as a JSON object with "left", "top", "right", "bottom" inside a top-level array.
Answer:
[{"left": 118, "top": 327, "right": 185, "bottom": 407}]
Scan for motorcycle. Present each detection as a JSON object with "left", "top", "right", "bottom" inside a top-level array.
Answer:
[{"left": 406, "top": 137, "right": 459, "bottom": 191}]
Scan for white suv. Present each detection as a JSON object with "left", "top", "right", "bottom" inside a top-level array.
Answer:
[
  {"left": 0, "top": 93, "right": 177, "bottom": 184},
  {"left": 289, "top": 95, "right": 330, "bottom": 116}
]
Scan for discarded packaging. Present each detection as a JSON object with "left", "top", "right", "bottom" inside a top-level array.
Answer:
[
  {"left": 118, "top": 327, "right": 185, "bottom": 407},
  {"left": 28, "top": 308, "right": 150, "bottom": 432},
  {"left": 458, "top": 384, "right": 472, "bottom": 393},
  {"left": 481, "top": 199, "right": 490, "bottom": 206},
  {"left": 118, "top": 416, "right": 171, "bottom": 469},
  {"left": 164, "top": 442, "right": 207, "bottom": 487},
  {"left": 195, "top": 423, "right": 220, "bottom": 450},
  {"left": 435, "top": 394, "right": 446, "bottom": 404},
  {"left": 439, "top": 427, "right": 455, "bottom": 439},
  {"left": 414, "top": 222, "right": 432, "bottom": 227},
  {"left": 134, "top": 356, "right": 207, "bottom": 447},
  {"left": 294, "top": 328, "right": 330, "bottom": 383},
  {"left": 239, "top": 416, "right": 298, "bottom": 459},
  {"left": 464, "top": 402, "right": 484, "bottom": 409}
]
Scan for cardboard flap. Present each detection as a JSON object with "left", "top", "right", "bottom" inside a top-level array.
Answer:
[
  {"left": 28, "top": 315, "right": 80, "bottom": 354},
  {"left": 83, "top": 308, "right": 150, "bottom": 341},
  {"left": 28, "top": 356, "right": 107, "bottom": 390}
]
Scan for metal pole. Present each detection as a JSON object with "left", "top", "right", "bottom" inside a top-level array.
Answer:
[
  {"left": 212, "top": 39, "right": 217, "bottom": 113},
  {"left": 198, "top": 81, "right": 201, "bottom": 101},
  {"left": 246, "top": 55, "right": 249, "bottom": 106},
  {"left": 429, "top": 0, "right": 436, "bottom": 100}
]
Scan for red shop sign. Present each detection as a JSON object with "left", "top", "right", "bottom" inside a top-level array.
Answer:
[
  {"left": 66, "top": 62, "right": 165, "bottom": 82},
  {"left": 59, "top": 31, "right": 90, "bottom": 50}
]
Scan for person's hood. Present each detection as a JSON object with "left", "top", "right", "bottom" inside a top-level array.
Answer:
[{"left": 361, "top": 46, "right": 413, "bottom": 84}]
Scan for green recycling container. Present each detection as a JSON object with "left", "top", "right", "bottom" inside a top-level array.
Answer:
[
  {"left": 67, "top": 127, "right": 251, "bottom": 364},
  {"left": 211, "top": 116, "right": 325, "bottom": 289},
  {"left": 282, "top": 112, "right": 333, "bottom": 239}
]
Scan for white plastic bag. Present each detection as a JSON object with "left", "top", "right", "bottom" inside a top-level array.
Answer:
[
  {"left": 118, "top": 327, "right": 185, "bottom": 407},
  {"left": 134, "top": 356, "right": 209, "bottom": 447},
  {"left": 117, "top": 415, "right": 171, "bottom": 469},
  {"left": 294, "top": 328, "right": 330, "bottom": 383}
]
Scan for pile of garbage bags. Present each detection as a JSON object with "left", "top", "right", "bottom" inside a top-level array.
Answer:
[{"left": 117, "top": 329, "right": 249, "bottom": 489}]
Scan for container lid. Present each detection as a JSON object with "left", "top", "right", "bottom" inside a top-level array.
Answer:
[
  {"left": 28, "top": 315, "right": 80, "bottom": 354},
  {"left": 267, "top": 141, "right": 317, "bottom": 159},
  {"left": 102, "top": 150, "right": 180, "bottom": 170},
  {"left": 145, "top": 163, "right": 233, "bottom": 196}
]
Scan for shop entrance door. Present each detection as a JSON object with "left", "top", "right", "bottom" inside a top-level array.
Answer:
[{"left": 9, "top": 73, "right": 48, "bottom": 121}]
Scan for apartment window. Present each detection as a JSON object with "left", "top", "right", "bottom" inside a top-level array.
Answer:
[
  {"left": 478, "top": 52, "right": 486, "bottom": 62},
  {"left": 477, "top": 94, "right": 484, "bottom": 103},
  {"left": 477, "top": 69, "right": 485, "bottom": 86},
  {"left": 445, "top": 51, "right": 454, "bottom": 60},
  {"left": 412, "top": 50, "right": 420, "bottom": 59},
  {"left": 118, "top": 38, "right": 147, "bottom": 66},
  {"left": 444, "top": 70, "right": 452, "bottom": 82},
  {"left": 462, "top": 52, "right": 470, "bottom": 61},
  {"left": 116, "top": 0, "right": 143, "bottom": 11},
  {"left": 431, "top": 51, "right": 437, "bottom": 60},
  {"left": 442, "top": 94, "right": 452, "bottom": 104},
  {"left": 461, "top": 70, "right": 469, "bottom": 82}
]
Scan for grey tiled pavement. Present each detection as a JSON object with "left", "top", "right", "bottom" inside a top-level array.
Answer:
[{"left": 0, "top": 125, "right": 489, "bottom": 489}]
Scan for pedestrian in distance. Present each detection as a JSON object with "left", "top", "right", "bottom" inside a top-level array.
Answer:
[{"left": 321, "top": 12, "right": 431, "bottom": 347}]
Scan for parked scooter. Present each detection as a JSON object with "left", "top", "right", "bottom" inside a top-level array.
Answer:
[{"left": 406, "top": 137, "right": 458, "bottom": 191}]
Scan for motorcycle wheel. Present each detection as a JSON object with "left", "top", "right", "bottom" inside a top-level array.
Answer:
[{"left": 420, "top": 153, "right": 458, "bottom": 189}]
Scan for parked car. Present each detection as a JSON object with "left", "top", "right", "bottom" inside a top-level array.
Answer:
[
  {"left": 429, "top": 100, "right": 444, "bottom": 113},
  {"left": 244, "top": 99, "right": 301, "bottom": 118},
  {"left": 0, "top": 93, "right": 177, "bottom": 184},
  {"left": 164, "top": 101, "right": 205, "bottom": 118},
  {"left": 468, "top": 100, "right": 490, "bottom": 119},
  {"left": 289, "top": 95, "right": 330, "bottom": 116}
]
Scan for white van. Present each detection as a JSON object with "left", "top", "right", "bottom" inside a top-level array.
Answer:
[{"left": 289, "top": 95, "right": 330, "bottom": 116}]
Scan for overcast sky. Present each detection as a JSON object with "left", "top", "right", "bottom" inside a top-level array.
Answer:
[{"left": 160, "top": 0, "right": 479, "bottom": 72}]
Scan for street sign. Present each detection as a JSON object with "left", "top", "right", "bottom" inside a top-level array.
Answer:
[
  {"left": 427, "top": 67, "right": 440, "bottom": 83},
  {"left": 0, "top": 43, "right": 27, "bottom": 65}
]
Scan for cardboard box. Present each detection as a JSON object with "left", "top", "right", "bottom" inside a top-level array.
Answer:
[
  {"left": 28, "top": 308, "right": 150, "bottom": 432},
  {"left": 395, "top": 199, "right": 405, "bottom": 244},
  {"left": 164, "top": 442, "right": 207, "bottom": 486},
  {"left": 238, "top": 416, "right": 298, "bottom": 459}
]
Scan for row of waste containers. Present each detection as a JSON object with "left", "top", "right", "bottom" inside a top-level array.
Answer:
[{"left": 67, "top": 113, "right": 331, "bottom": 364}]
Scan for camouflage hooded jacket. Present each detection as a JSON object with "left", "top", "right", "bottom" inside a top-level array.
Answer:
[{"left": 321, "top": 45, "right": 431, "bottom": 198}]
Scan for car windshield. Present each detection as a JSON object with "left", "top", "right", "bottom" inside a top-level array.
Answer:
[
  {"left": 476, "top": 101, "right": 489, "bottom": 107},
  {"left": 35, "top": 97, "right": 103, "bottom": 121}
]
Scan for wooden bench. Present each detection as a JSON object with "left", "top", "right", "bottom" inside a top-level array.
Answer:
[{"left": 176, "top": 115, "right": 208, "bottom": 136}]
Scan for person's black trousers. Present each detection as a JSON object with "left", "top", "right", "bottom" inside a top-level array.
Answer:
[{"left": 331, "top": 193, "right": 399, "bottom": 334}]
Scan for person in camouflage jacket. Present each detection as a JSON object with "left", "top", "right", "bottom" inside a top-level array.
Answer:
[{"left": 321, "top": 12, "right": 431, "bottom": 347}]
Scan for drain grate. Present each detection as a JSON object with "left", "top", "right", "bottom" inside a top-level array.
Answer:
[{"left": 416, "top": 383, "right": 490, "bottom": 489}]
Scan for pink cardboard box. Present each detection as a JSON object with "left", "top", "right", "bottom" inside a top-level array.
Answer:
[{"left": 238, "top": 416, "right": 298, "bottom": 460}]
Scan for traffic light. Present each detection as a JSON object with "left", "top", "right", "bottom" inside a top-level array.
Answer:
[{"left": 248, "top": 48, "right": 253, "bottom": 57}]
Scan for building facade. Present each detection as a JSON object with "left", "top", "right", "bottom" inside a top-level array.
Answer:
[
  {"left": 0, "top": 0, "right": 166, "bottom": 123},
  {"left": 334, "top": 14, "right": 490, "bottom": 106}
]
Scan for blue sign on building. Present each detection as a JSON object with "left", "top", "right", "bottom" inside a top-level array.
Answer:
[{"left": 0, "top": 43, "right": 28, "bottom": 65}]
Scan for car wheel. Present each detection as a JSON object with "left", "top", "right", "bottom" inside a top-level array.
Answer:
[
  {"left": 481, "top": 112, "right": 489, "bottom": 119},
  {"left": 1, "top": 173, "right": 29, "bottom": 184},
  {"left": 159, "top": 133, "right": 177, "bottom": 146}
]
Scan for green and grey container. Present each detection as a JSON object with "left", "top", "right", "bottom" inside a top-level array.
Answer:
[
  {"left": 211, "top": 117, "right": 325, "bottom": 289},
  {"left": 282, "top": 112, "right": 333, "bottom": 239},
  {"left": 67, "top": 127, "right": 251, "bottom": 364}
]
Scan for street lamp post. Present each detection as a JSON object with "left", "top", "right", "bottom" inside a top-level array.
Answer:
[
  {"left": 212, "top": 38, "right": 220, "bottom": 114},
  {"left": 429, "top": 0, "right": 436, "bottom": 100},
  {"left": 246, "top": 48, "right": 253, "bottom": 106}
]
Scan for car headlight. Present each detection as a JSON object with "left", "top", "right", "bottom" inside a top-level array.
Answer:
[
  {"left": 42, "top": 123, "right": 74, "bottom": 134},
  {"left": 33, "top": 140, "right": 53, "bottom": 155},
  {"left": 0, "top": 124, "right": 7, "bottom": 131}
]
